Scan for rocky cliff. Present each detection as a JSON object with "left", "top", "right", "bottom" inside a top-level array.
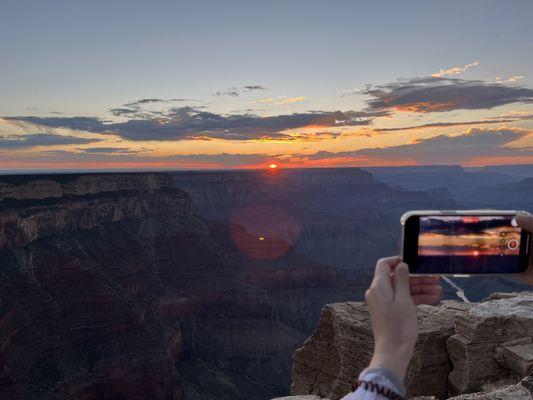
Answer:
[
  {"left": 0, "top": 172, "right": 357, "bottom": 400},
  {"left": 172, "top": 168, "right": 453, "bottom": 274},
  {"left": 289, "top": 292, "right": 533, "bottom": 399}
]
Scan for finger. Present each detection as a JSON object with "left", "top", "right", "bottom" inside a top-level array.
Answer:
[
  {"left": 516, "top": 213, "right": 533, "bottom": 233},
  {"left": 392, "top": 262, "right": 410, "bottom": 299},
  {"left": 374, "top": 256, "right": 400, "bottom": 282},
  {"left": 410, "top": 284, "right": 443, "bottom": 295},
  {"left": 520, "top": 266, "right": 533, "bottom": 285},
  {"left": 412, "top": 293, "right": 441, "bottom": 306},
  {"left": 410, "top": 276, "right": 440, "bottom": 286}
]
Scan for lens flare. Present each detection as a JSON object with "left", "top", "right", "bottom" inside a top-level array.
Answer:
[{"left": 229, "top": 205, "right": 301, "bottom": 260}]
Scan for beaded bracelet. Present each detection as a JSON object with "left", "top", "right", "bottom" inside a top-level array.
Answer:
[{"left": 351, "top": 379, "right": 405, "bottom": 400}]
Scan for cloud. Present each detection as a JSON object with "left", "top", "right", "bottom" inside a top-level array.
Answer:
[
  {"left": 308, "top": 127, "right": 533, "bottom": 164},
  {"left": 124, "top": 98, "right": 188, "bottom": 107},
  {"left": 252, "top": 96, "right": 307, "bottom": 105},
  {"left": 374, "top": 118, "right": 527, "bottom": 132},
  {"left": 496, "top": 75, "right": 525, "bottom": 84},
  {"left": 252, "top": 96, "right": 285, "bottom": 104},
  {"left": 214, "top": 87, "right": 241, "bottom": 97},
  {"left": 0, "top": 148, "right": 281, "bottom": 170},
  {"left": 110, "top": 98, "right": 194, "bottom": 116},
  {"left": 3, "top": 128, "right": 532, "bottom": 170},
  {"left": 243, "top": 85, "right": 267, "bottom": 91},
  {"left": 213, "top": 85, "right": 267, "bottom": 97},
  {"left": 167, "top": 152, "right": 274, "bottom": 166},
  {"left": 339, "top": 85, "right": 372, "bottom": 97},
  {"left": 0, "top": 133, "right": 100, "bottom": 149},
  {"left": 6, "top": 107, "right": 380, "bottom": 142},
  {"left": 77, "top": 147, "right": 152, "bottom": 154},
  {"left": 431, "top": 61, "right": 480, "bottom": 78},
  {"left": 6, "top": 116, "right": 108, "bottom": 132},
  {"left": 275, "top": 96, "right": 306, "bottom": 105},
  {"left": 364, "top": 77, "right": 533, "bottom": 113},
  {"left": 110, "top": 108, "right": 138, "bottom": 117},
  {"left": 492, "top": 110, "right": 533, "bottom": 121}
]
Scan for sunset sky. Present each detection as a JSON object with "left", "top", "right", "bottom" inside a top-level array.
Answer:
[{"left": 1, "top": 0, "right": 533, "bottom": 171}]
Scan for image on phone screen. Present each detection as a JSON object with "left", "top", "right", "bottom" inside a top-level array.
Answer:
[{"left": 411, "top": 215, "right": 527, "bottom": 274}]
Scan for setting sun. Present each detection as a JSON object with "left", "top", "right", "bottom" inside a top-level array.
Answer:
[{"left": 269, "top": 163, "right": 278, "bottom": 169}]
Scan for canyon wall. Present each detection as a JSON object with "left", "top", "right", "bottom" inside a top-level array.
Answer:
[{"left": 0, "top": 173, "right": 354, "bottom": 400}]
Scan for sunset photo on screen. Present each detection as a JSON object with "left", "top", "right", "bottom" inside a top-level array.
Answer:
[{"left": 418, "top": 216, "right": 521, "bottom": 257}]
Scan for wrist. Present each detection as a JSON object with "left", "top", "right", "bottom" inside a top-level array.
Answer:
[{"left": 369, "top": 351, "right": 411, "bottom": 382}]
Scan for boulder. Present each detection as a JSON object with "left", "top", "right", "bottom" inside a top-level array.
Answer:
[
  {"left": 291, "top": 301, "right": 457, "bottom": 399},
  {"left": 447, "top": 293, "right": 533, "bottom": 395},
  {"left": 291, "top": 293, "right": 533, "bottom": 400}
]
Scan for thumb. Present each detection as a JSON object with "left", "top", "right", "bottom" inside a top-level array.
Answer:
[
  {"left": 393, "top": 263, "right": 411, "bottom": 300},
  {"left": 516, "top": 213, "right": 533, "bottom": 233}
]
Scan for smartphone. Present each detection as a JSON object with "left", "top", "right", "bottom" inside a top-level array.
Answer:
[{"left": 401, "top": 210, "right": 531, "bottom": 276}]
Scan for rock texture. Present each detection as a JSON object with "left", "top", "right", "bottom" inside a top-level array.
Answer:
[
  {"left": 447, "top": 293, "right": 533, "bottom": 395},
  {"left": 0, "top": 172, "right": 358, "bottom": 400},
  {"left": 291, "top": 293, "right": 533, "bottom": 400},
  {"left": 290, "top": 302, "right": 458, "bottom": 399}
]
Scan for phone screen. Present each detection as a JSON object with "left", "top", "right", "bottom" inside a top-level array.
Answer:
[{"left": 405, "top": 215, "right": 530, "bottom": 274}]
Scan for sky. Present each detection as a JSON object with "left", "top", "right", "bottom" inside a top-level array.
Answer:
[{"left": 1, "top": 0, "right": 533, "bottom": 171}]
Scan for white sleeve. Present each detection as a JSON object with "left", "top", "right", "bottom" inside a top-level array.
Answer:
[{"left": 340, "top": 367, "right": 405, "bottom": 400}]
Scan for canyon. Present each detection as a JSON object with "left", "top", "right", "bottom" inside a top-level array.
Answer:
[
  {"left": 1, "top": 167, "right": 532, "bottom": 399},
  {"left": 0, "top": 172, "right": 360, "bottom": 399}
]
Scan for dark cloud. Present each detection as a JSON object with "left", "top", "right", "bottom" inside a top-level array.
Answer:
[
  {"left": 243, "top": 85, "right": 267, "bottom": 91},
  {"left": 308, "top": 128, "right": 533, "bottom": 164},
  {"left": 364, "top": 77, "right": 533, "bottom": 113},
  {"left": 7, "top": 116, "right": 108, "bottom": 132},
  {"left": 77, "top": 147, "right": 151, "bottom": 154},
  {"left": 213, "top": 85, "right": 267, "bottom": 97},
  {"left": 6, "top": 107, "right": 380, "bottom": 141},
  {"left": 109, "top": 108, "right": 138, "bottom": 117},
  {"left": 375, "top": 118, "right": 518, "bottom": 132},
  {"left": 0, "top": 133, "right": 100, "bottom": 149},
  {"left": 124, "top": 98, "right": 188, "bottom": 107},
  {"left": 4, "top": 127, "right": 532, "bottom": 169},
  {"left": 213, "top": 87, "right": 241, "bottom": 97}
]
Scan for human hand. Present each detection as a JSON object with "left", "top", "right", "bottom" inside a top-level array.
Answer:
[
  {"left": 515, "top": 213, "right": 533, "bottom": 285},
  {"left": 366, "top": 256, "right": 418, "bottom": 382},
  {"left": 409, "top": 275, "right": 442, "bottom": 305}
]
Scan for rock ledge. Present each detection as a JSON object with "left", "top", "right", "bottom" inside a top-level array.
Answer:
[{"left": 290, "top": 292, "right": 533, "bottom": 400}]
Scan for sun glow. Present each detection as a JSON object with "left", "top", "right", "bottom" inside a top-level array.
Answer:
[{"left": 269, "top": 163, "right": 278, "bottom": 169}]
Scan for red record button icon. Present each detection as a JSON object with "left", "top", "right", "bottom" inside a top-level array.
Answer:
[{"left": 508, "top": 239, "right": 519, "bottom": 250}]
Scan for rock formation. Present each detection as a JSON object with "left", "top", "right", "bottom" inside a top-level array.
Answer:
[
  {"left": 172, "top": 168, "right": 452, "bottom": 274},
  {"left": 290, "top": 293, "right": 533, "bottom": 400},
  {"left": 0, "top": 172, "right": 357, "bottom": 400}
]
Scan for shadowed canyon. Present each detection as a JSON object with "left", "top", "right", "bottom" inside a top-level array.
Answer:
[{"left": 0, "top": 166, "right": 532, "bottom": 399}]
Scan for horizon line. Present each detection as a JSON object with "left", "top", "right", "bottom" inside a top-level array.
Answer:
[{"left": 1, "top": 163, "right": 533, "bottom": 176}]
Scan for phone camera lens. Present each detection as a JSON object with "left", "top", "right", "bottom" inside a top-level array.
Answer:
[{"left": 508, "top": 239, "right": 519, "bottom": 250}]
